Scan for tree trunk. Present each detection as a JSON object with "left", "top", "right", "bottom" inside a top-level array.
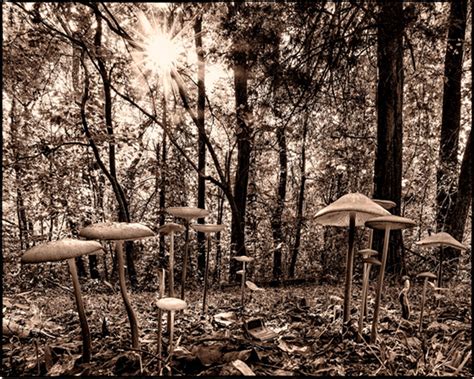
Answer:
[
  {"left": 436, "top": 0, "right": 468, "bottom": 231},
  {"left": 289, "top": 119, "right": 308, "bottom": 278},
  {"left": 230, "top": 3, "right": 252, "bottom": 282},
  {"left": 159, "top": 97, "right": 168, "bottom": 260},
  {"left": 372, "top": 1, "right": 404, "bottom": 275},
  {"left": 195, "top": 14, "right": 207, "bottom": 279}
]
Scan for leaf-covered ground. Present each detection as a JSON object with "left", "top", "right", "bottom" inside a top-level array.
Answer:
[{"left": 2, "top": 279, "right": 472, "bottom": 376}]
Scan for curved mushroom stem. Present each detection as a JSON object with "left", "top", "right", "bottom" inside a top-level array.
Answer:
[
  {"left": 116, "top": 241, "right": 139, "bottom": 348},
  {"left": 157, "top": 269, "right": 165, "bottom": 375},
  {"left": 180, "top": 220, "right": 190, "bottom": 300},
  {"left": 202, "top": 235, "right": 211, "bottom": 314},
  {"left": 241, "top": 261, "right": 247, "bottom": 314},
  {"left": 437, "top": 246, "right": 443, "bottom": 288},
  {"left": 370, "top": 226, "right": 391, "bottom": 343},
  {"left": 357, "top": 262, "right": 371, "bottom": 343},
  {"left": 418, "top": 278, "right": 428, "bottom": 332},
  {"left": 67, "top": 258, "right": 91, "bottom": 363},
  {"left": 343, "top": 212, "right": 356, "bottom": 335}
]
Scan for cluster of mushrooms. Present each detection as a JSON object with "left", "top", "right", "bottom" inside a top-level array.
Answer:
[
  {"left": 20, "top": 194, "right": 468, "bottom": 371},
  {"left": 313, "top": 192, "right": 467, "bottom": 342}
]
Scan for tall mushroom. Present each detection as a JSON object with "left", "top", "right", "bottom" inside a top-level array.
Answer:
[
  {"left": 357, "top": 256, "right": 381, "bottom": 342},
  {"left": 156, "top": 297, "right": 187, "bottom": 375},
  {"left": 166, "top": 207, "right": 209, "bottom": 300},
  {"left": 158, "top": 223, "right": 185, "bottom": 297},
  {"left": 233, "top": 255, "right": 255, "bottom": 314},
  {"left": 364, "top": 215, "right": 416, "bottom": 342},
  {"left": 190, "top": 223, "right": 227, "bottom": 314},
  {"left": 314, "top": 192, "right": 390, "bottom": 335},
  {"left": 78, "top": 222, "right": 155, "bottom": 348},
  {"left": 416, "top": 271, "right": 437, "bottom": 332},
  {"left": 21, "top": 238, "right": 104, "bottom": 363},
  {"left": 415, "top": 231, "right": 467, "bottom": 288}
]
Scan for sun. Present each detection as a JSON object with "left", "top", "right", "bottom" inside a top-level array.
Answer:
[{"left": 142, "top": 31, "right": 178, "bottom": 75}]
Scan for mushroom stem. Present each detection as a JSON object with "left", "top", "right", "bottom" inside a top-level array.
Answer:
[
  {"left": 116, "top": 241, "right": 139, "bottom": 348},
  {"left": 363, "top": 263, "right": 373, "bottom": 319},
  {"left": 357, "top": 262, "right": 371, "bottom": 343},
  {"left": 168, "top": 310, "right": 175, "bottom": 359},
  {"left": 437, "top": 246, "right": 443, "bottom": 288},
  {"left": 180, "top": 221, "right": 190, "bottom": 300},
  {"left": 67, "top": 258, "right": 91, "bottom": 363},
  {"left": 343, "top": 212, "right": 356, "bottom": 332},
  {"left": 370, "top": 226, "right": 391, "bottom": 343},
  {"left": 157, "top": 269, "right": 165, "bottom": 375},
  {"left": 418, "top": 278, "right": 428, "bottom": 332},
  {"left": 241, "top": 261, "right": 247, "bottom": 313},
  {"left": 202, "top": 235, "right": 211, "bottom": 314},
  {"left": 169, "top": 232, "right": 175, "bottom": 297}
]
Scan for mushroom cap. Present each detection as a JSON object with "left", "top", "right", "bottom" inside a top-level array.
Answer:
[
  {"left": 314, "top": 192, "right": 390, "bottom": 227},
  {"left": 78, "top": 222, "right": 155, "bottom": 241},
  {"left": 358, "top": 248, "right": 378, "bottom": 258},
  {"left": 21, "top": 238, "right": 104, "bottom": 264},
  {"left": 415, "top": 232, "right": 467, "bottom": 251},
  {"left": 156, "top": 297, "right": 187, "bottom": 311},
  {"left": 233, "top": 255, "right": 254, "bottom": 262},
  {"left": 158, "top": 223, "right": 185, "bottom": 235},
  {"left": 372, "top": 199, "right": 397, "bottom": 210},
  {"left": 236, "top": 270, "right": 244, "bottom": 275},
  {"left": 363, "top": 256, "right": 382, "bottom": 266},
  {"left": 365, "top": 215, "right": 416, "bottom": 231},
  {"left": 416, "top": 271, "right": 437, "bottom": 279},
  {"left": 191, "top": 223, "right": 226, "bottom": 234},
  {"left": 166, "top": 207, "right": 209, "bottom": 221}
]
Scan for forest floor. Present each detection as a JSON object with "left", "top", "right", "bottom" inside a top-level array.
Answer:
[{"left": 2, "top": 280, "right": 472, "bottom": 377}]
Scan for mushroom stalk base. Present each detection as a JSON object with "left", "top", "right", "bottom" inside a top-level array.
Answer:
[
  {"left": 116, "top": 241, "right": 139, "bottom": 348},
  {"left": 67, "top": 258, "right": 91, "bottom": 363}
]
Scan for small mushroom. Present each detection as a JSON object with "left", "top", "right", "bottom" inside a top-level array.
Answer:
[
  {"left": 399, "top": 275, "right": 411, "bottom": 320},
  {"left": 357, "top": 256, "right": 381, "bottom": 342},
  {"left": 21, "top": 238, "right": 104, "bottom": 363},
  {"left": 79, "top": 222, "right": 155, "bottom": 348},
  {"left": 158, "top": 223, "right": 185, "bottom": 297},
  {"left": 166, "top": 207, "right": 209, "bottom": 300},
  {"left": 357, "top": 248, "right": 378, "bottom": 320},
  {"left": 416, "top": 231, "right": 467, "bottom": 288},
  {"left": 417, "top": 271, "right": 437, "bottom": 332},
  {"left": 156, "top": 297, "right": 187, "bottom": 374},
  {"left": 233, "top": 255, "right": 255, "bottom": 314},
  {"left": 365, "top": 215, "right": 416, "bottom": 342},
  {"left": 190, "top": 223, "right": 226, "bottom": 314},
  {"left": 314, "top": 193, "right": 390, "bottom": 336}
]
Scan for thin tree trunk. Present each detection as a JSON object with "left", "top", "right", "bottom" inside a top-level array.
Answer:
[
  {"left": 436, "top": 0, "right": 468, "bottom": 232},
  {"left": 159, "top": 97, "right": 168, "bottom": 259},
  {"left": 372, "top": 1, "right": 404, "bottom": 275}
]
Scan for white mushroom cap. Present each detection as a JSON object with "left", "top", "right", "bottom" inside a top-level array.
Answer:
[
  {"left": 416, "top": 271, "right": 437, "bottom": 280},
  {"left": 156, "top": 297, "right": 187, "bottom": 311},
  {"left": 191, "top": 223, "right": 226, "bottom": 234},
  {"left": 233, "top": 255, "right": 254, "bottom": 262},
  {"left": 166, "top": 207, "right": 209, "bottom": 221},
  {"left": 363, "top": 257, "right": 382, "bottom": 266},
  {"left": 236, "top": 270, "right": 244, "bottom": 275},
  {"left": 314, "top": 193, "right": 390, "bottom": 227},
  {"left": 158, "top": 223, "right": 185, "bottom": 235},
  {"left": 365, "top": 215, "right": 416, "bottom": 231},
  {"left": 372, "top": 199, "right": 397, "bottom": 210},
  {"left": 78, "top": 222, "right": 155, "bottom": 241},
  {"left": 358, "top": 249, "right": 378, "bottom": 258},
  {"left": 416, "top": 232, "right": 467, "bottom": 251},
  {"left": 21, "top": 239, "right": 104, "bottom": 264}
]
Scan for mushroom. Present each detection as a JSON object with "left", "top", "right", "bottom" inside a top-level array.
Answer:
[
  {"left": 158, "top": 223, "right": 185, "bottom": 297},
  {"left": 156, "top": 297, "right": 187, "bottom": 374},
  {"left": 364, "top": 215, "right": 416, "bottom": 342},
  {"left": 357, "top": 256, "right": 381, "bottom": 342},
  {"left": 166, "top": 207, "right": 209, "bottom": 300},
  {"left": 314, "top": 193, "right": 390, "bottom": 334},
  {"left": 357, "top": 248, "right": 378, "bottom": 320},
  {"left": 415, "top": 231, "right": 467, "bottom": 288},
  {"left": 190, "top": 223, "right": 227, "bottom": 314},
  {"left": 21, "top": 238, "right": 104, "bottom": 363},
  {"left": 399, "top": 275, "right": 411, "bottom": 320},
  {"left": 78, "top": 222, "right": 155, "bottom": 348},
  {"left": 416, "top": 271, "right": 437, "bottom": 332},
  {"left": 233, "top": 255, "right": 255, "bottom": 314},
  {"left": 156, "top": 268, "right": 166, "bottom": 374}
]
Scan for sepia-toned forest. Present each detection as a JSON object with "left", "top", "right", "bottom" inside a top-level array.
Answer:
[{"left": 2, "top": 2, "right": 472, "bottom": 377}]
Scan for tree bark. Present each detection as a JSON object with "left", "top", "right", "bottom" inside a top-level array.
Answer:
[
  {"left": 436, "top": 0, "right": 468, "bottom": 232},
  {"left": 195, "top": 14, "right": 207, "bottom": 279},
  {"left": 372, "top": 1, "right": 404, "bottom": 275}
]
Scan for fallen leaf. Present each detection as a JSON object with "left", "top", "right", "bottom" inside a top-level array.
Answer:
[{"left": 232, "top": 359, "right": 255, "bottom": 376}]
